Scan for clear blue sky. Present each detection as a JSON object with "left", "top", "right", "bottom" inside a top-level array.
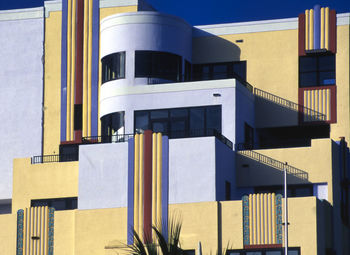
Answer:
[{"left": 0, "top": 0, "right": 349, "bottom": 25}]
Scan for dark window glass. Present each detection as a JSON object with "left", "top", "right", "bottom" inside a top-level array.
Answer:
[
  {"left": 170, "top": 108, "right": 188, "bottom": 118},
  {"left": 190, "top": 108, "right": 205, "bottom": 135},
  {"left": 225, "top": 181, "right": 231, "bottom": 200},
  {"left": 319, "top": 71, "right": 335, "bottom": 85},
  {"left": 244, "top": 123, "right": 254, "bottom": 149},
  {"left": 101, "top": 52, "right": 126, "bottom": 84},
  {"left": 299, "top": 54, "right": 335, "bottom": 87},
  {"left": 193, "top": 61, "right": 246, "bottom": 82},
  {"left": 151, "top": 110, "right": 168, "bottom": 119},
  {"left": 134, "top": 106, "right": 221, "bottom": 139},
  {"left": 233, "top": 61, "right": 247, "bottom": 81},
  {"left": 300, "top": 72, "right": 317, "bottom": 87},
  {"left": 31, "top": 197, "right": 77, "bottom": 211},
  {"left": 135, "top": 51, "right": 182, "bottom": 81},
  {"left": 213, "top": 64, "right": 228, "bottom": 79},
  {"left": 101, "top": 112, "right": 125, "bottom": 140},
  {"left": 74, "top": 104, "right": 82, "bottom": 131},
  {"left": 185, "top": 60, "right": 192, "bottom": 81},
  {"left": 206, "top": 107, "right": 221, "bottom": 133}
]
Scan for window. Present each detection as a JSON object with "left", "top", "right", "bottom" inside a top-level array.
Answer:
[
  {"left": 101, "top": 112, "right": 125, "bottom": 142},
  {"left": 225, "top": 181, "right": 231, "bottom": 200},
  {"left": 135, "top": 51, "right": 182, "bottom": 82},
  {"left": 299, "top": 54, "right": 335, "bottom": 87},
  {"left": 193, "top": 61, "right": 246, "bottom": 82},
  {"left": 244, "top": 123, "right": 254, "bottom": 149},
  {"left": 101, "top": 52, "right": 125, "bottom": 84},
  {"left": 31, "top": 197, "right": 77, "bottom": 211},
  {"left": 134, "top": 105, "right": 222, "bottom": 139}
]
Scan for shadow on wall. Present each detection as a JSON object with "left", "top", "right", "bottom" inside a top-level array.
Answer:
[
  {"left": 254, "top": 87, "right": 326, "bottom": 129},
  {"left": 235, "top": 150, "right": 310, "bottom": 187},
  {"left": 192, "top": 29, "right": 241, "bottom": 63}
]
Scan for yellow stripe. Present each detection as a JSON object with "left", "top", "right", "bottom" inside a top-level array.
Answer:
[
  {"left": 82, "top": 0, "right": 88, "bottom": 137},
  {"left": 252, "top": 194, "right": 256, "bottom": 244},
  {"left": 134, "top": 134, "right": 140, "bottom": 237},
  {"left": 305, "top": 10, "right": 309, "bottom": 50},
  {"left": 66, "top": 0, "right": 72, "bottom": 141},
  {"left": 320, "top": 7, "right": 325, "bottom": 49},
  {"left": 70, "top": 0, "right": 77, "bottom": 140},
  {"left": 309, "top": 9, "right": 314, "bottom": 50},
  {"left": 152, "top": 133, "right": 157, "bottom": 228},
  {"left": 327, "top": 89, "right": 331, "bottom": 121},
  {"left": 272, "top": 193, "right": 276, "bottom": 243},
  {"left": 139, "top": 133, "right": 144, "bottom": 239},
  {"left": 249, "top": 194, "right": 253, "bottom": 244},
  {"left": 264, "top": 193, "right": 268, "bottom": 244},
  {"left": 268, "top": 194, "right": 272, "bottom": 244},
  {"left": 156, "top": 133, "right": 162, "bottom": 226},
  {"left": 325, "top": 7, "right": 329, "bottom": 50},
  {"left": 87, "top": 0, "right": 93, "bottom": 136}
]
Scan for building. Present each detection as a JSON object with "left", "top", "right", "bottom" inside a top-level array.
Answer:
[{"left": 0, "top": 1, "right": 349, "bottom": 254}]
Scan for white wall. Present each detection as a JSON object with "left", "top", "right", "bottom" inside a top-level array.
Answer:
[
  {"left": 100, "top": 79, "right": 238, "bottom": 143},
  {"left": 78, "top": 136, "right": 235, "bottom": 209},
  {"left": 78, "top": 142, "right": 129, "bottom": 209},
  {"left": 169, "top": 137, "right": 216, "bottom": 204},
  {"left": 100, "top": 11, "right": 192, "bottom": 87},
  {"left": 0, "top": 11, "right": 44, "bottom": 199}
]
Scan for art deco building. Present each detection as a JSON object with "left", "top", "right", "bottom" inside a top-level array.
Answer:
[{"left": 0, "top": 1, "right": 349, "bottom": 255}]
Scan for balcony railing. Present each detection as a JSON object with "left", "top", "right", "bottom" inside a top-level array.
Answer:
[
  {"left": 236, "top": 143, "right": 308, "bottom": 180},
  {"left": 254, "top": 87, "right": 326, "bottom": 122},
  {"left": 31, "top": 153, "right": 78, "bottom": 164},
  {"left": 82, "top": 129, "right": 233, "bottom": 150}
]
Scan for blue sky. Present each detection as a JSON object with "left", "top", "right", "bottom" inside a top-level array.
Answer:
[{"left": 0, "top": 0, "right": 348, "bottom": 25}]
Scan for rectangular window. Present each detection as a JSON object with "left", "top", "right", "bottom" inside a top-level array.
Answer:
[
  {"left": 134, "top": 105, "right": 221, "bottom": 139},
  {"left": 225, "top": 181, "right": 231, "bottom": 200},
  {"left": 101, "top": 52, "right": 126, "bottom": 84},
  {"left": 31, "top": 197, "right": 78, "bottom": 211},
  {"left": 299, "top": 54, "right": 335, "bottom": 87},
  {"left": 193, "top": 61, "right": 246, "bottom": 82}
]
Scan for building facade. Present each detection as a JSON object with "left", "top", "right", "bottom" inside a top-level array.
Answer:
[{"left": 0, "top": 1, "right": 349, "bottom": 255}]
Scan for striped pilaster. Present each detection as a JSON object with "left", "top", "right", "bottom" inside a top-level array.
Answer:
[{"left": 127, "top": 131, "right": 169, "bottom": 244}]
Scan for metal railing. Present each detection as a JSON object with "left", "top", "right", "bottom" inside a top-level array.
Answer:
[
  {"left": 236, "top": 143, "right": 308, "bottom": 180},
  {"left": 82, "top": 129, "right": 233, "bottom": 149},
  {"left": 254, "top": 87, "right": 326, "bottom": 121},
  {"left": 82, "top": 134, "right": 134, "bottom": 144},
  {"left": 31, "top": 153, "right": 78, "bottom": 164}
]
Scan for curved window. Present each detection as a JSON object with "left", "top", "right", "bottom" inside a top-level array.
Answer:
[
  {"left": 101, "top": 112, "right": 125, "bottom": 142},
  {"left": 101, "top": 52, "right": 125, "bottom": 84},
  {"left": 135, "top": 51, "right": 182, "bottom": 82}
]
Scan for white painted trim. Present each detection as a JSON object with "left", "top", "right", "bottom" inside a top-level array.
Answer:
[
  {"left": 194, "top": 12, "right": 350, "bottom": 37},
  {"left": 100, "top": 79, "right": 237, "bottom": 100},
  {"left": 337, "top": 13, "right": 350, "bottom": 26},
  {"left": 44, "top": 0, "right": 62, "bottom": 17},
  {"left": 0, "top": 7, "right": 43, "bottom": 21},
  {"left": 100, "top": 0, "right": 138, "bottom": 8},
  {"left": 101, "top": 11, "right": 190, "bottom": 32}
]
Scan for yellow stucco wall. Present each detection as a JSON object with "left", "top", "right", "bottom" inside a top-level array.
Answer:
[
  {"left": 287, "top": 197, "right": 318, "bottom": 255},
  {"left": 0, "top": 197, "right": 321, "bottom": 255},
  {"left": 43, "top": 11, "right": 62, "bottom": 155},
  {"left": 12, "top": 158, "right": 78, "bottom": 212},
  {"left": 75, "top": 207, "right": 128, "bottom": 255},
  {"left": 237, "top": 138, "right": 335, "bottom": 204},
  {"left": 55, "top": 210, "right": 76, "bottom": 255},
  {"left": 0, "top": 213, "right": 16, "bottom": 255},
  {"left": 193, "top": 29, "right": 299, "bottom": 103},
  {"left": 331, "top": 24, "right": 350, "bottom": 142}
]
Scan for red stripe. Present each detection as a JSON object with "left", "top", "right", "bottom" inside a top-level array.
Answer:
[
  {"left": 143, "top": 130, "right": 152, "bottom": 243},
  {"left": 298, "top": 14, "right": 306, "bottom": 56},
  {"left": 298, "top": 88, "right": 304, "bottom": 124},
  {"left": 329, "top": 10, "right": 336, "bottom": 54},
  {"left": 330, "top": 86, "right": 337, "bottom": 123},
  {"left": 74, "top": 130, "right": 82, "bottom": 143},
  {"left": 75, "top": 0, "right": 84, "bottom": 105}
]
